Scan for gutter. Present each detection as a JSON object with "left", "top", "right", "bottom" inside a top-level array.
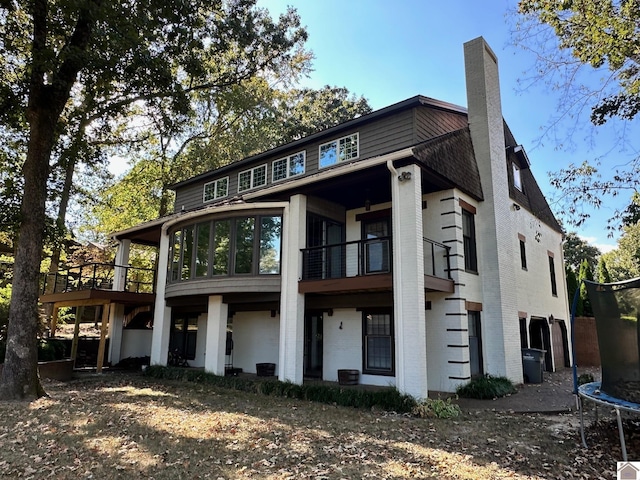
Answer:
[{"left": 243, "top": 147, "right": 415, "bottom": 201}]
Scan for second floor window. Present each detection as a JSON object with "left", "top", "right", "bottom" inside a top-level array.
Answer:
[
  {"left": 238, "top": 164, "right": 267, "bottom": 192},
  {"left": 519, "top": 238, "right": 527, "bottom": 270},
  {"left": 549, "top": 253, "right": 558, "bottom": 296},
  {"left": 462, "top": 208, "right": 478, "bottom": 273},
  {"left": 272, "top": 151, "right": 305, "bottom": 181},
  {"left": 203, "top": 177, "right": 229, "bottom": 202},
  {"left": 319, "top": 133, "right": 359, "bottom": 168}
]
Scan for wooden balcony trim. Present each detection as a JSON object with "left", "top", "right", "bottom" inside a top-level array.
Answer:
[
  {"left": 299, "top": 273, "right": 392, "bottom": 294},
  {"left": 424, "top": 274, "right": 454, "bottom": 293}
]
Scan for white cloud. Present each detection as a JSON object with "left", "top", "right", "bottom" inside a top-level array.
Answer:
[{"left": 579, "top": 235, "right": 616, "bottom": 254}]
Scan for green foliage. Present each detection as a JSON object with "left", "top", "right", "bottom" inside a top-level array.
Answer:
[
  {"left": 565, "top": 266, "right": 583, "bottom": 316},
  {"left": 412, "top": 397, "right": 461, "bottom": 419},
  {"left": 516, "top": 3, "right": 640, "bottom": 230},
  {"left": 577, "top": 373, "right": 595, "bottom": 386},
  {"left": 601, "top": 222, "right": 640, "bottom": 282},
  {"left": 37, "top": 340, "right": 67, "bottom": 362},
  {"left": 518, "top": 0, "right": 640, "bottom": 125},
  {"left": 597, "top": 256, "right": 612, "bottom": 283},
  {"left": 143, "top": 366, "right": 417, "bottom": 413},
  {"left": 456, "top": 375, "right": 517, "bottom": 400},
  {"left": 563, "top": 233, "right": 601, "bottom": 274},
  {"left": 578, "top": 259, "right": 594, "bottom": 316}
]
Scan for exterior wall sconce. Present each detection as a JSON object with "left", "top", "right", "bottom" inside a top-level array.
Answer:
[
  {"left": 512, "top": 203, "right": 521, "bottom": 211},
  {"left": 339, "top": 321, "right": 343, "bottom": 330},
  {"left": 398, "top": 171, "right": 412, "bottom": 182}
]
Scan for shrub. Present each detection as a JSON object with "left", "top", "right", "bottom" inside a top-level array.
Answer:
[
  {"left": 413, "top": 397, "right": 461, "bottom": 419},
  {"left": 143, "top": 366, "right": 418, "bottom": 413},
  {"left": 37, "top": 339, "right": 67, "bottom": 361},
  {"left": 578, "top": 373, "right": 595, "bottom": 385},
  {"left": 456, "top": 375, "right": 517, "bottom": 399}
]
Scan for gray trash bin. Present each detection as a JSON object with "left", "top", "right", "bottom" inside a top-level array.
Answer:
[{"left": 522, "top": 348, "right": 545, "bottom": 384}]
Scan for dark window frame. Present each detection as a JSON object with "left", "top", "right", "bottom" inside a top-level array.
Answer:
[
  {"left": 168, "top": 214, "right": 282, "bottom": 282},
  {"left": 519, "top": 239, "right": 527, "bottom": 270},
  {"left": 468, "top": 310, "right": 484, "bottom": 378},
  {"left": 361, "top": 309, "right": 395, "bottom": 376},
  {"left": 462, "top": 208, "right": 478, "bottom": 273},
  {"left": 548, "top": 253, "right": 558, "bottom": 296}
]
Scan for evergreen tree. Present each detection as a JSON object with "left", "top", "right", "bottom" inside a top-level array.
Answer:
[
  {"left": 597, "top": 256, "right": 612, "bottom": 284},
  {"left": 578, "top": 259, "right": 595, "bottom": 316},
  {"left": 565, "top": 266, "right": 583, "bottom": 317}
]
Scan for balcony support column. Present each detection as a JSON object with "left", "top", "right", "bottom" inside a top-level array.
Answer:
[
  {"left": 204, "top": 295, "right": 228, "bottom": 376},
  {"left": 388, "top": 162, "right": 428, "bottom": 399},
  {"left": 151, "top": 230, "right": 171, "bottom": 366},
  {"left": 279, "top": 194, "right": 306, "bottom": 384}
]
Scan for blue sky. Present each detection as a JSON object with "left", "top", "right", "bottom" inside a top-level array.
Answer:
[{"left": 258, "top": 0, "right": 640, "bottom": 253}]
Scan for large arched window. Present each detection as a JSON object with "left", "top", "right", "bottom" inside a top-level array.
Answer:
[{"left": 169, "top": 215, "right": 282, "bottom": 282}]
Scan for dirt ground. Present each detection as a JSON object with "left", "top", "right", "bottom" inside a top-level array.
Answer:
[{"left": 0, "top": 368, "right": 636, "bottom": 479}]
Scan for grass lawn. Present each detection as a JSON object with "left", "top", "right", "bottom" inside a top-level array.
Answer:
[{"left": 0, "top": 372, "right": 627, "bottom": 479}]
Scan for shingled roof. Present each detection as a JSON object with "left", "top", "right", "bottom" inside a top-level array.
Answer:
[
  {"left": 412, "top": 125, "right": 562, "bottom": 234},
  {"left": 411, "top": 127, "right": 483, "bottom": 201}
]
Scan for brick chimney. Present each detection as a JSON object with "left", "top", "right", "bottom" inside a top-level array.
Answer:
[{"left": 464, "top": 37, "right": 521, "bottom": 382}]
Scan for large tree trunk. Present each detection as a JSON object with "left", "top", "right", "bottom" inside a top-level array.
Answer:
[
  {"left": 0, "top": 116, "right": 54, "bottom": 400},
  {"left": 0, "top": 0, "right": 98, "bottom": 401}
]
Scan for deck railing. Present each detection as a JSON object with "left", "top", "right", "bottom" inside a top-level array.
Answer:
[
  {"left": 41, "top": 263, "right": 156, "bottom": 295},
  {"left": 301, "top": 236, "right": 451, "bottom": 282},
  {"left": 423, "top": 237, "right": 452, "bottom": 280}
]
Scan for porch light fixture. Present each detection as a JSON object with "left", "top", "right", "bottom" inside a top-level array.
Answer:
[
  {"left": 397, "top": 171, "right": 412, "bottom": 182},
  {"left": 512, "top": 203, "right": 521, "bottom": 211}
]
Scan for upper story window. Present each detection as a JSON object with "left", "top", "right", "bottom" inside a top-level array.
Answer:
[
  {"left": 272, "top": 151, "right": 305, "bottom": 182},
  {"left": 513, "top": 163, "right": 523, "bottom": 192},
  {"left": 238, "top": 164, "right": 267, "bottom": 193},
  {"left": 461, "top": 202, "right": 478, "bottom": 273},
  {"left": 319, "top": 133, "right": 359, "bottom": 168},
  {"left": 519, "top": 234, "right": 527, "bottom": 270},
  {"left": 203, "top": 177, "right": 229, "bottom": 203},
  {"left": 548, "top": 251, "right": 558, "bottom": 296}
]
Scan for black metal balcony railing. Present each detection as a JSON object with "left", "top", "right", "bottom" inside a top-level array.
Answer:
[
  {"left": 301, "top": 236, "right": 451, "bottom": 282},
  {"left": 423, "top": 237, "right": 452, "bottom": 279},
  {"left": 302, "top": 237, "right": 392, "bottom": 280},
  {"left": 41, "top": 263, "right": 156, "bottom": 295}
]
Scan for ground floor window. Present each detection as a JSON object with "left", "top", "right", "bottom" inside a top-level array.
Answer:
[
  {"left": 362, "top": 310, "right": 394, "bottom": 375},
  {"left": 468, "top": 311, "right": 483, "bottom": 377},
  {"left": 169, "top": 315, "right": 198, "bottom": 362}
]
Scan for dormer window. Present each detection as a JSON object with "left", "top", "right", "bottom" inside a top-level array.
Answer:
[
  {"left": 272, "top": 151, "right": 305, "bottom": 182},
  {"left": 319, "top": 133, "right": 359, "bottom": 168},
  {"left": 513, "top": 163, "right": 523, "bottom": 192},
  {"left": 238, "top": 164, "right": 267, "bottom": 193},
  {"left": 203, "top": 177, "right": 229, "bottom": 202}
]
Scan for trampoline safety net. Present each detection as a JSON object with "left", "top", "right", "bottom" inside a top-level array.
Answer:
[{"left": 584, "top": 279, "right": 640, "bottom": 403}]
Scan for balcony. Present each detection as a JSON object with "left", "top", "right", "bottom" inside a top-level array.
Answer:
[
  {"left": 299, "top": 237, "right": 453, "bottom": 294},
  {"left": 39, "top": 263, "right": 156, "bottom": 305}
]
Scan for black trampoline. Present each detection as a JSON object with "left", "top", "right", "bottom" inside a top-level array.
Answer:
[{"left": 572, "top": 278, "right": 640, "bottom": 461}]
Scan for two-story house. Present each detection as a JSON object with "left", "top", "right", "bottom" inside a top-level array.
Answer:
[{"left": 41, "top": 37, "right": 571, "bottom": 398}]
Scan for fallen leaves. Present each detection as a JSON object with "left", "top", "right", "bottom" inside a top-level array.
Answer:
[{"left": 0, "top": 373, "right": 629, "bottom": 479}]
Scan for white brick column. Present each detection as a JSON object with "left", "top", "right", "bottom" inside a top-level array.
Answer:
[
  {"left": 390, "top": 162, "right": 428, "bottom": 399},
  {"left": 278, "top": 194, "right": 306, "bottom": 384},
  {"left": 204, "top": 295, "right": 228, "bottom": 375},
  {"left": 464, "top": 37, "right": 521, "bottom": 381},
  {"left": 150, "top": 228, "right": 171, "bottom": 366}
]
